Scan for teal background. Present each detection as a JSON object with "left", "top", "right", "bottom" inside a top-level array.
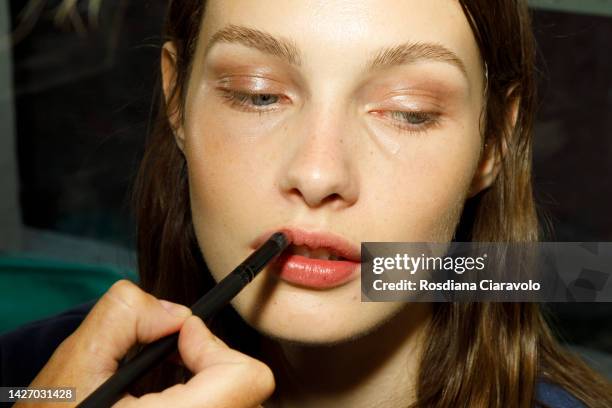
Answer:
[{"left": 0, "top": 255, "right": 137, "bottom": 333}]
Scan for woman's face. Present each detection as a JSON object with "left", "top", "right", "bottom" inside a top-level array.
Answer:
[{"left": 169, "top": 0, "right": 488, "bottom": 344}]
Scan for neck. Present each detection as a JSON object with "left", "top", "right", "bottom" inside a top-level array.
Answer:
[{"left": 261, "top": 304, "right": 431, "bottom": 408}]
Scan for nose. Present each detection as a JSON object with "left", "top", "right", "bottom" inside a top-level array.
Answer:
[{"left": 278, "top": 106, "right": 359, "bottom": 209}]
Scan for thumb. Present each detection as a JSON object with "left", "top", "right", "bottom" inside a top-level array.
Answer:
[
  {"left": 177, "top": 316, "right": 276, "bottom": 406},
  {"left": 115, "top": 316, "right": 275, "bottom": 407}
]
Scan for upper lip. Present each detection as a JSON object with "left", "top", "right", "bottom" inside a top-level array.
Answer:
[{"left": 252, "top": 227, "right": 361, "bottom": 262}]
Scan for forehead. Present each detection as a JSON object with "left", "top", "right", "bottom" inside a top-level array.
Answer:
[{"left": 197, "top": 0, "right": 483, "bottom": 89}]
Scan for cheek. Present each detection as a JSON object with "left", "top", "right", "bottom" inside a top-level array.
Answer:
[
  {"left": 366, "top": 128, "right": 481, "bottom": 241},
  {"left": 186, "top": 136, "right": 259, "bottom": 218},
  {"left": 184, "top": 89, "right": 292, "bottom": 280},
  {"left": 182, "top": 101, "right": 281, "bottom": 280},
  {"left": 183, "top": 87, "right": 282, "bottom": 201}
]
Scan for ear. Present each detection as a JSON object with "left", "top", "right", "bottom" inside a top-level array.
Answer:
[
  {"left": 161, "top": 41, "right": 185, "bottom": 152},
  {"left": 467, "top": 93, "right": 519, "bottom": 198}
]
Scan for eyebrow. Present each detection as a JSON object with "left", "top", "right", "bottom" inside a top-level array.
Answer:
[
  {"left": 204, "top": 24, "right": 468, "bottom": 80},
  {"left": 203, "top": 24, "right": 302, "bottom": 66}
]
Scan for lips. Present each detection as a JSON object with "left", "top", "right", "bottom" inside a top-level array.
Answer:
[{"left": 252, "top": 227, "right": 361, "bottom": 289}]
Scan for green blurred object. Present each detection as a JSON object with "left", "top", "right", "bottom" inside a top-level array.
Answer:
[{"left": 0, "top": 255, "right": 137, "bottom": 334}]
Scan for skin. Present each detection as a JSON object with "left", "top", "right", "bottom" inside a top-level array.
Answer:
[{"left": 24, "top": 1, "right": 506, "bottom": 407}]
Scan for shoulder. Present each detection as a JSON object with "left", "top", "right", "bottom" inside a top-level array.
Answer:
[
  {"left": 535, "top": 381, "right": 587, "bottom": 408},
  {"left": 0, "top": 300, "right": 95, "bottom": 387}
]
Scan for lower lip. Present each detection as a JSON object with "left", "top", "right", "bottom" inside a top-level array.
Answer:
[{"left": 272, "top": 253, "right": 360, "bottom": 289}]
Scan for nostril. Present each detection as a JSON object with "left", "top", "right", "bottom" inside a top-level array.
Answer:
[{"left": 321, "top": 193, "right": 343, "bottom": 206}]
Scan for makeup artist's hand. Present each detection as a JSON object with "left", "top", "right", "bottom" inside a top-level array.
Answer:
[{"left": 16, "top": 280, "right": 275, "bottom": 408}]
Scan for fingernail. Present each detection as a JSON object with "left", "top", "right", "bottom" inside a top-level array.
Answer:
[{"left": 160, "top": 300, "right": 192, "bottom": 317}]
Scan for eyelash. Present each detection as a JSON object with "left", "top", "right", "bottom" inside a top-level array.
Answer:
[
  {"left": 216, "top": 89, "right": 440, "bottom": 134},
  {"left": 382, "top": 110, "right": 441, "bottom": 134},
  {"left": 217, "top": 89, "right": 282, "bottom": 115}
]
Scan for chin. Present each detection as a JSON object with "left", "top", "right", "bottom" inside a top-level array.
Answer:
[
  {"left": 236, "top": 291, "right": 405, "bottom": 346},
  {"left": 256, "top": 322, "right": 369, "bottom": 346}
]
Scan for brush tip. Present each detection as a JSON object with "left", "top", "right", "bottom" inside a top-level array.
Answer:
[{"left": 271, "top": 231, "right": 291, "bottom": 249}]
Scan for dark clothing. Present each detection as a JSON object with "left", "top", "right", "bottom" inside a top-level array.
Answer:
[{"left": 1, "top": 300, "right": 96, "bottom": 389}]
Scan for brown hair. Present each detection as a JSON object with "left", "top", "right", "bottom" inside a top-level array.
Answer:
[{"left": 131, "top": 1, "right": 612, "bottom": 406}]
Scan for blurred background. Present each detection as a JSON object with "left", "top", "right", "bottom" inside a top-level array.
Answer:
[{"left": 0, "top": 0, "right": 611, "bottom": 377}]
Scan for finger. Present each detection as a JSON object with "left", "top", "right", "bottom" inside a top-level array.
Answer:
[
  {"left": 114, "top": 316, "right": 275, "bottom": 408},
  {"left": 75, "top": 280, "right": 192, "bottom": 370},
  {"left": 179, "top": 315, "right": 241, "bottom": 371}
]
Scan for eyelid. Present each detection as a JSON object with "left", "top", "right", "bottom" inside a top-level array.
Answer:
[
  {"left": 364, "top": 91, "right": 444, "bottom": 111},
  {"left": 216, "top": 76, "right": 281, "bottom": 92},
  {"left": 214, "top": 73, "right": 300, "bottom": 97}
]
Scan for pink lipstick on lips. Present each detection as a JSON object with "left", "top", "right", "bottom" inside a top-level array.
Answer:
[{"left": 253, "top": 228, "right": 361, "bottom": 289}]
